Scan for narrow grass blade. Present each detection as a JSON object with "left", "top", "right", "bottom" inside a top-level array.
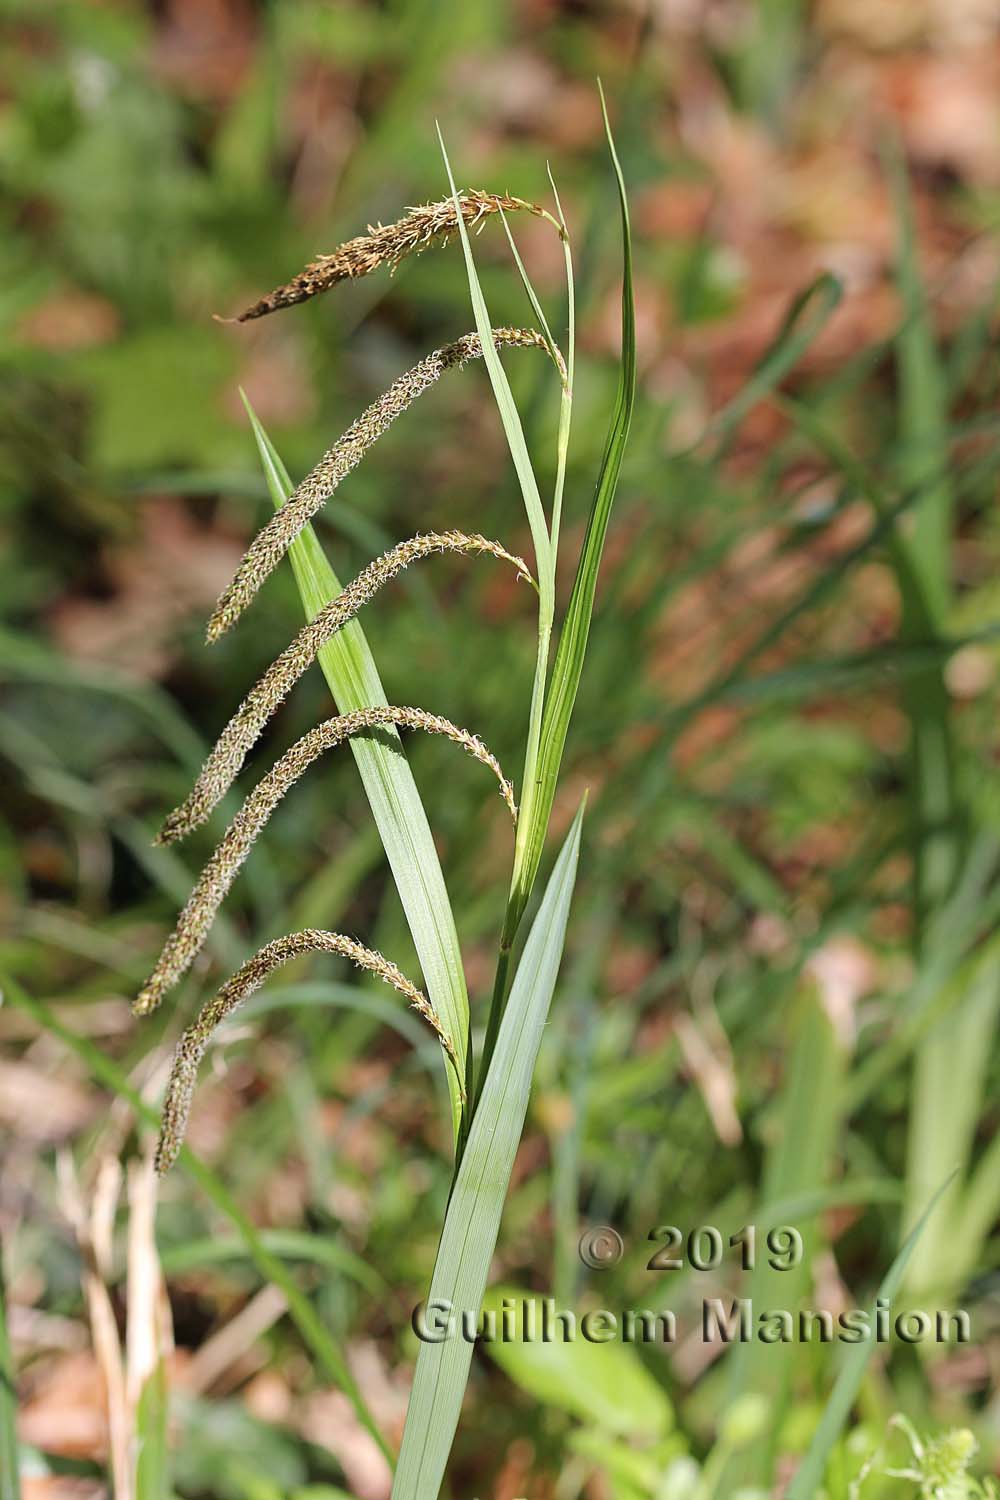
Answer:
[
  {"left": 646, "top": 471, "right": 947, "bottom": 767},
  {"left": 500, "top": 176, "right": 575, "bottom": 563},
  {"left": 889, "top": 139, "right": 952, "bottom": 624},
  {"left": 845, "top": 864, "right": 1000, "bottom": 1112},
  {"left": 503, "top": 86, "right": 634, "bottom": 946},
  {"left": 435, "top": 133, "right": 559, "bottom": 999},
  {"left": 499, "top": 209, "right": 558, "bottom": 366},
  {"left": 906, "top": 959, "right": 1000, "bottom": 1292},
  {"left": 436, "top": 129, "right": 553, "bottom": 595},
  {"left": 243, "top": 397, "right": 470, "bottom": 1131},
  {"left": 705, "top": 271, "right": 842, "bottom": 450},
  {"left": 159, "top": 1230, "right": 385, "bottom": 1297},
  {"left": 886, "top": 139, "right": 962, "bottom": 945},
  {"left": 0, "top": 975, "right": 392, "bottom": 1467},
  {"left": 135, "top": 1361, "right": 170, "bottom": 1500},
  {"left": 391, "top": 801, "right": 584, "bottom": 1500},
  {"left": 740, "top": 0, "right": 809, "bottom": 124},
  {"left": 879, "top": 149, "right": 977, "bottom": 1295},
  {"left": 0, "top": 626, "right": 206, "bottom": 772},
  {"left": 784, "top": 1170, "right": 957, "bottom": 1500},
  {"left": 722, "top": 991, "right": 846, "bottom": 1491},
  {"left": 957, "top": 1123, "right": 1000, "bottom": 1273},
  {"left": 774, "top": 393, "right": 934, "bottom": 628},
  {"left": 0, "top": 1243, "right": 20, "bottom": 1500},
  {"left": 545, "top": 167, "right": 575, "bottom": 558}
]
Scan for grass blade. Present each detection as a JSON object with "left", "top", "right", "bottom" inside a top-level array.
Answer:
[
  {"left": 435, "top": 132, "right": 560, "bottom": 1060},
  {"left": 498, "top": 207, "right": 559, "bottom": 372},
  {"left": 784, "top": 1170, "right": 957, "bottom": 1500},
  {"left": 878, "top": 151, "right": 980, "bottom": 1295},
  {"left": 501, "top": 85, "right": 635, "bottom": 951},
  {"left": 391, "top": 800, "right": 585, "bottom": 1500},
  {"left": 135, "top": 1361, "right": 170, "bottom": 1500},
  {"left": 436, "top": 128, "right": 553, "bottom": 594},
  {"left": 889, "top": 138, "right": 953, "bottom": 624},
  {"left": 705, "top": 271, "right": 842, "bottom": 451},
  {"left": 722, "top": 991, "right": 846, "bottom": 1490},
  {"left": 243, "top": 397, "right": 471, "bottom": 1131},
  {"left": 500, "top": 174, "right": 575, "bottom": 564},
  {"left": 158, "top": 1230, "right": 386, "bottom": 1296},
  {"left": 0, "top": 1242, "right": 20, "bottom": 1500},
  {"left": 0, "top": 974, "right": 392, "bottom": 1467}
]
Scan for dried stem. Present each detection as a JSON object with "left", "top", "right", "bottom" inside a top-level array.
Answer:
[
  {"left": 159, "top": 532, "right": 531, "bottom": 844},
  {"left": 231, "top": 192, "right": 542, "bottom": 322},
  {"left": 210, "top": 328, "right": 554, "bottom": 639},
  {"left": 137, "top": 705, "right": 516, "bottom": 1016},
  {"left": 155, "top": 929, "right": 456, "bottom": 1173}
]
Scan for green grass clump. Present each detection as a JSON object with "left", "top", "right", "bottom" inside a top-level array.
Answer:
[{"left": 106, "top": 89, "right": 633, "bottom": 1493}]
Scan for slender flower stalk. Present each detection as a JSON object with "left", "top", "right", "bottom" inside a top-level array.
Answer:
[
  {"left": 159, "top": 532, "right": 531, "bottom": 844},
  {"left": 155, "top": 929, "right": 456, "bottom": 1174},
  {"left": 136, "top": 705, "right": 516, "bottom": 1017},
  {"left": 209, "top": 329, "right": 556, "bottom": 639},
  {"left": 231, "top": 192, "right": 543, "bottom": 322}
]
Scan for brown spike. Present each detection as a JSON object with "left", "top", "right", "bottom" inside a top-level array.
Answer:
[
  {"left": 158, "top": 534, "right": 530, "bottom": 846},
  {"left": 234, "top": 192, "right": 542, "bottom": 322},
  {"left": 209, "top": 329, "right": 552, "bottom": 640},
  {"left": 154, "top": 929, "right": 459, "bottom": 1173},
  {"left": 136, "top": 705, "right": 516, "bottom": 1017}
]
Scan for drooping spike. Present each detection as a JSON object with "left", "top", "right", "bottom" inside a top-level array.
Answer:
[
  {"left": 154, "top": 928, "right": 458, "bottom": 1174},
  {"left": 136, "top": 705, "right": 516, "bottom": 1017},
  {"left": 158, "top": 533, "right": 530, "bottom": 846},
  {"left": 230, "top": 192, "right": 542, "bottom": 322},
  {"left": 208, "top": 329, "right": 554, "bottom": 640}
]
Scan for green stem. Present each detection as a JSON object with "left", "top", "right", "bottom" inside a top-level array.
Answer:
[
  {"left": 474, "top": 613, "right": 552, "bottom": 1114},
  {"left": 0, "top": 1240, "right": 20, "bottom": 1500}
]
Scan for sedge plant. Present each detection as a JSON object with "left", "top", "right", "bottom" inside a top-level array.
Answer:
[{"left": 131, "top": 87, "right": 634, "bottom": 1494}]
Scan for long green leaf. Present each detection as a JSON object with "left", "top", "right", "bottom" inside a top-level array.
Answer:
[
  {"left": 0, "top": 1241, "right": 19, "bottom": 1500},
  {"left": 722, "top": 991, "right": 846, "bottom": 1491},
  {"left": 436, "top": 133, "right": 561, "bottom": 1076},
  {"left": 880, "top": 150, "right": 978, "bottom": 1298},
  {"left": 889, "top": 139, "right": 952, "bottom": 624},
  {"left": 774, "top": 393, "right": 935, "bottom": 631},
  {"left": 503, "top": 86, "right": 635, "bottom": 946},
  {"left": 785, "top": 1170, "right": 957, "bottom": 1500},
  {"left": 957, "top": 1122, "right": 1000, "bottom": 1273},
  {"left": 0, "top": 975, "right": 391, "bottom": 1466},
  {"left": 159, "top": 1230, "right": 385, "bottom": 1297},
  {"left": 135, "top": 1361, "right": 170, "bottom": 1500},
  {"left": 391, "top": 801, "right": 585, "bottom": 1500},
  {"left": 435, "top": 129, "right": 553, "bottom": 595},
  {"left": 705, "top": 271, "right": 842, "bottom": 451},
  {"left": 243, "top": 397, "right": 470, "bottom": 1132}
]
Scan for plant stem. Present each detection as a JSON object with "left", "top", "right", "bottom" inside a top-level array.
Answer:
[{"left": 0, "top": 1240, "right": 20, "bottom": 1500}]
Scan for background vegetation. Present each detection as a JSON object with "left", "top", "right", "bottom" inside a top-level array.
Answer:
[{"left": 3, "top": 1, "right": 1000, "bottom": 1496}]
